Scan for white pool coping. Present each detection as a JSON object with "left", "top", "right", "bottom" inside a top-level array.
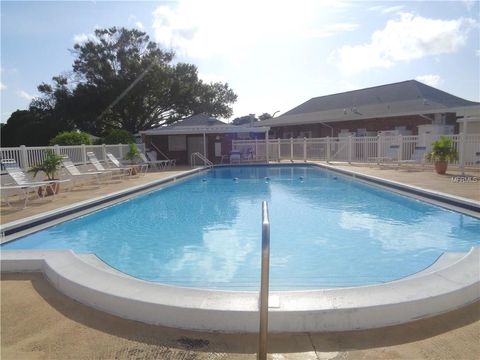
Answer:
[
  {"left": 1, "top": 247, "right": 479, "bottom": 333},
  {"left": 1, "top": 164, "right": 479, "bottom": 333}
]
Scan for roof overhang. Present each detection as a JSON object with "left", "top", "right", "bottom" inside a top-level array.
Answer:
[
  {"left": 255, "top": 104, "right": 480, "bottom": 128},
  {"left": 140, "top": 126, "right": 270, "bottom": 136}
]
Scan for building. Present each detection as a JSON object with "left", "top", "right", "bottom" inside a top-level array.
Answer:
[
  {"left": 255, "top": 80, "right": 480, "bottom": 138},
  {"left": 140, "top": 114, "right": 269, "bottom": 165}
]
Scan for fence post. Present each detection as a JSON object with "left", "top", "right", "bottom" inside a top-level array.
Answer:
[
  {"left": 53, "top": 144, "right": 61, "bottom": 155},
  {"left": 290, "top": 137, "right": 293, "bottom": 162},
  {"left": 397, "top": 134, "right": 403, "bottom": 161},
  {"left": 459, "top": 132, "right": 465, "bottom": 175},
  {"left": 303, "top": 137, "right": 307, "bottom": 162},
  {"left": 265, "top": 137, "right": 269, "bottom": 163},
  {"left": 277, "top": 138, "right": 281, "bottom": 162},
  {"left": 20, "top": 145, "right": 29, "bottom": 170},
  {"left": 255, "top": 139, "right": 258, "bottom": 159},
  {"left": 102, "top": 144, "right": 107, "bottom": 161},
  {"left": 376, "top": 135, "right": 382, "bottom": 164},
  {"left": 348, "top": 136, "right": 352, "bottom": 164},
  {"left": 326, "top": 137, "right": 330, "bottom": 162},
  {"left": 81, "top": 144, "right": 87, "bottom": 165},
  {"left": 119, "top": 143, "right": 124, "bottom": 160}
]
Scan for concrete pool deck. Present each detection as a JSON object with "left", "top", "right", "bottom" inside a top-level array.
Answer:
[
  {"left": 2, "top": 273, "right": 479, "bottom": 359},
  {"left": 1, "top": 163, "right": 479, "bottom": 356}
]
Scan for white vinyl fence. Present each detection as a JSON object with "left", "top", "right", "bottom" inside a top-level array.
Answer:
[
  {"left": 233, "top": 134, "right": 480, "bottom": 169},
  {"left": 0, "top": 143, "right": 146, "bottom": 170}
]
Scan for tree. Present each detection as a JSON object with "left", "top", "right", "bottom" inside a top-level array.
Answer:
[
  {"left": 1, "top": 110, "right": 70, "bottom": 146},
  {"left": 103, "top": 129, "right": 134, "bottom": 144},
  {"left": 258, "top": 113, "right": 273, "bottom": 121},
  {"left": 42, "top": 27, "right": 237, "bottom": 135},
  {"left": 232, "top": 114, "right": 258, "bottom": 126},
  {"left": 50, "top": 131, "right": 92, "bottom": 145}
]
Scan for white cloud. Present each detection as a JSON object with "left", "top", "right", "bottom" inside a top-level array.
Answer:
[
  {"left": 0, "top": 82, "right": 6, "bottom": 91},
  {"left": 73, "top": 33, "right": 93, "bottom": 44},
  {"left": 332, "top": 12, "right": 477, "bottom": 74},
  {"left": 152, "top": 0, "right": 356, "bottom": 59},
  {"left": 369, "top": 5, "right": 405, "bottom": 14},
  {"left": 135, "top": 21, "right": 144, "bottom": 30},
  {"left": 17, "top": 90, "right": 34, "bottom": 101},
  {"left": 415, "top": 74, "right": 442, "bottom": 87}
]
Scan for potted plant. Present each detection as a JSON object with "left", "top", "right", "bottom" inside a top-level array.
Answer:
[
  {"left": 124, "top": 143, "right": 140, "bottom": 175},
  {"left": 29, "top": 150, "right": 64, "bottom": 195},
  {"left": 425, "top": 136, "right": 458, "bottom": 175}
]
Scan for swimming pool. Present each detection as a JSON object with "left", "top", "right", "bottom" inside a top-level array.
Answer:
[{"left": 3, "top": 165, "right": 479, "bottom": 290}]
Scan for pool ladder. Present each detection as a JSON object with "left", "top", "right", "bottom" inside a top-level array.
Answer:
[
  {"left": 191, "top": 152, "right": 213, "bottom": 168},
  {"left": 258, "top": 201, "right": 270, "bottom": 360}
]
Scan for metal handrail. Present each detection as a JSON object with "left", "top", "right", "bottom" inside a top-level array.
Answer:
[
  {"left": 191, "top": 152, "right": 213, "bottom": 168},
  {"left": 150, "top": 143, "right": 170, "bottom": 161},
  {"left": 258, "top": 201, "right": 270, "bottom": 360}
]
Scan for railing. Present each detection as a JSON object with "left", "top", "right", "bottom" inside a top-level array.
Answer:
[
  {"left": 0, "top": 143, "right": 146, "bottom": 171},
  {"left": 190, "top": 152, "right": 213, "bottom": 168},
  {"left": 149, "top": 142, "right": 171, "bottom": 161},
  {"left": 258, "top": 201, "right": 270, "bottom": 360},
  {"left": 232, "top": 133, "right": 480, "bottom": 169}
]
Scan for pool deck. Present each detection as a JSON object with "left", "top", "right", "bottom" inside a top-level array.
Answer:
[
  {"left": 1, "top": 163, "right": 479, "bottom": 359},
  {"left": 2, "top": 273, "right": 479, "bottom": 359}
]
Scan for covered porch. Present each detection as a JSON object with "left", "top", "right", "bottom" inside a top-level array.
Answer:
[{"left": 140, "top": 125, "right": 270, "bottom": 165}]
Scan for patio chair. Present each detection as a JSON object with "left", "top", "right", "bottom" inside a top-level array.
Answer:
[
  {"left": 106, "top": 153, "right": 148, "bottom": 176},
  {"left": 86, "top": 152, "right": 126, "bottom": 179},
  {"left": 61, "top": 155, "right": 110, "bottom": 186},
  {"left": 0, "top": 159, "right": 70, "bottom": 207},
  {"left": 138, "top": 152, "right": 169, "bottom": 171},
  {"left": 147, "top": 150, "right": 176, "bottom": 169}
]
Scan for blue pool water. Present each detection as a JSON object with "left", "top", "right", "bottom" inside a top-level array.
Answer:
[{"left": 3, "top": 165, "right": 480, "bottom": 290}]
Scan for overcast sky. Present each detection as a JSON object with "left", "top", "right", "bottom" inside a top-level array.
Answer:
[{"left": 1, "top": 0, "right": 479, "bottom": 124}]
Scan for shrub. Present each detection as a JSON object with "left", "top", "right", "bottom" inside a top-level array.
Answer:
[
  {"left": 50, "top": 131, "right": 92, "bottom": 145},
  {"left": 103, "top": 129, "right": 134, "bottom": 144}
]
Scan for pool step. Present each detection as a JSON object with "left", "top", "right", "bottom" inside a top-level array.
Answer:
[{"left": 402, "top": 252, "right": 466, "bottom": 280}]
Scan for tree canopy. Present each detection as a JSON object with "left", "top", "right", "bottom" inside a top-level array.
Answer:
[
  {"left": 2, "top": 27, "right": 237, "bottom": 146},
  {"left": 49, "top": 131, "right": 92, "bottom": 146}
]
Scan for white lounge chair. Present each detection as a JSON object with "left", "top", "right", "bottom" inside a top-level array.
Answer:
[
  {"left": 86, "top": 152, "right": 126, "bottom": 179},
  {"left": 61, "top": 156, "right": 109, "bottom": 186},
  {"left": 106, "top": 153, "right": 148, "bottom": 176},
  {"left": 0, "top": 159, "right": 70, "bottom": 207},
  {"left": 138, "top": 152, "right": 169, "bottom": 171}
]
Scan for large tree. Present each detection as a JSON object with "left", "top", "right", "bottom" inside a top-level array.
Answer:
[{"left": 55, "top": 27, "right": 236, "bottom": 135}]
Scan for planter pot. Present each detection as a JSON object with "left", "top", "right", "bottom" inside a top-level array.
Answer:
[
  {"left": 38, "top": 181, "right": 60, "bottom": 197},
  {"left": 130, "top": 166, "right": 138, "bottom": 176},
  {"left": 434, "top": 161, "right": 448, "bottom": 175}
]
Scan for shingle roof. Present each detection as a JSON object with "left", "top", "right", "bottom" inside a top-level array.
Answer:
[
  {"left": 171, "top": 114, "right": 226, "bottom": 127},
  {"left": 257, "top": 80, "right": 479, "bottom": 127}
]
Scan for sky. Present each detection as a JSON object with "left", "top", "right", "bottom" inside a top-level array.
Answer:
[{"left": 1, "top": 0, "right": 479, "bottom": 124}]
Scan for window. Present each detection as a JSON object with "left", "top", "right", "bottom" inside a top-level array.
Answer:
[{"left": 168, "top": 135, "right": 186, "bottom": 151}]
